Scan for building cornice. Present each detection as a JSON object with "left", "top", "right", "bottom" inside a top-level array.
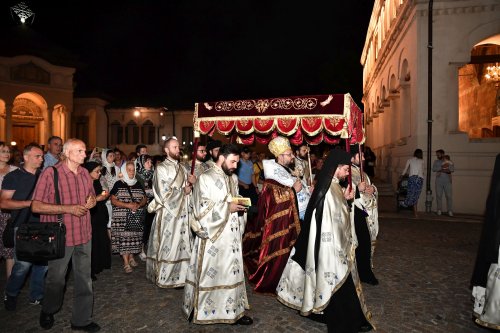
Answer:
[
  {"left": 363, "top": 1, "right": 415, "bottom": 97},
  {"left": 361, "top": 0, "right": 499, "bottom": 99}
]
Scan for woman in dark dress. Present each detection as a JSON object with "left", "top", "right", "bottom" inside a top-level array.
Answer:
[
  {"left": 84, "top": 161, "right": 112, "bottom": 281},
  {"left": 135, "top": 154, "right": 154, "bottom": 261}
]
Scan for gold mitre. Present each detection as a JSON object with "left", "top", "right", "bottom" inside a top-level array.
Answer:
[{"left": 268, "top": 136, "right": 291, "bottom": 157}]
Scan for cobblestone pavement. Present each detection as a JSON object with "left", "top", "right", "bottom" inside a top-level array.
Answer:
[{"left": 0, "top": 210, "right": 488, "bottom": 332}]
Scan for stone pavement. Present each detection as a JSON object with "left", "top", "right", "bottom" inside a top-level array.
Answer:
[{"left": 0, "top": 209, "right": 489, "bottom": 332}]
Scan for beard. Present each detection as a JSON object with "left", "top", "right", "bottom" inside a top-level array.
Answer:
[
  {"left": 168, "top": 151, "right": 180, "bottom": 160},
  {"left": 221, "top": 163, "right": 236, "bottom": 176}
]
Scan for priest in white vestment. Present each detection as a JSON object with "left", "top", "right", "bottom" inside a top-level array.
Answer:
[
  {"left": 146, "top": 138, "right": 196, "bottom": 288},
  {"left": 183, "top": 143, "right": 252, "bottom": 325}
]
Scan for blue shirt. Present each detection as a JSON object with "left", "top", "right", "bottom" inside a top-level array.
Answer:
[
  {"left": 43, "top": 152, "right": 59, "bottom": 170},
  {"left": 237, "top": 159, "right": 254, "bottom": 185}
]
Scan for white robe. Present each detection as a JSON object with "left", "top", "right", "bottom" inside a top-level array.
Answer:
[
  {"left": 277, "top": 178, "right": 371, "bottom": 322},
  {"left": 182, "top": 166, "right": 249, "bottom": 324},
  {"left": 146, "top": 157, "right": 192, "bottom": 288}
]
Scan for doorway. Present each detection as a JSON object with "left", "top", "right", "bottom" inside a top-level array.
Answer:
[{"left": 12, "top": 122, "right": 39, "bottom": 150}]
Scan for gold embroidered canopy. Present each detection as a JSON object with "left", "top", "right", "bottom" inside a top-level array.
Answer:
[{"left": 194, "top": 93, "right": 365, "bottom": 145}]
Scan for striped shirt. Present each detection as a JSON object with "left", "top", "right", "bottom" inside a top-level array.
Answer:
[{"left": 33, "top": 162, "right": 95, "bottom": 246}]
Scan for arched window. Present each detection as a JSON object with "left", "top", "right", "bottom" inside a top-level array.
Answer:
[
  {"left": 390, "top": 74, "right": 397, "bottom": 93},
  {"left": 141, "top": 119, "right": 155, "bottom": 145},
  {"left": 109, "top": 121, "right": 123, "bottom": 145},
  {"left": 126, "top": 120, "right": 139, "bottom": 145}
]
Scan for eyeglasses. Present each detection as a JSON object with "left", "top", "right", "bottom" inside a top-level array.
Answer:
[
  {"left": 0, "top": 150, "right": 11, "bottom": 154},
  {"left": 197, "top": 150, "right": 206, "bottom": 153},
  {"left": 281, "top": 153, "right": 294, "bottom": 157}
]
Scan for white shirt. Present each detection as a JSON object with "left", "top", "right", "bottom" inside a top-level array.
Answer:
[{"left": 402, "top": 157, "right": 424, "bottom": 178}]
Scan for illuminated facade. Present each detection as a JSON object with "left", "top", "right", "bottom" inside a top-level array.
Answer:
[
  {"left": 0, "top": 55, "right": 194, "bottom": 156},
  {"left": 361, "top": 0, "right": 500, "bottom": 214}
]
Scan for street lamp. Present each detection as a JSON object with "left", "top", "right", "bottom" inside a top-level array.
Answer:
[{"left": 11, "top": 2, "right": 34, "bottom": 24}]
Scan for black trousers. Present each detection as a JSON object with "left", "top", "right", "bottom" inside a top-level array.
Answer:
[{"left": 354, "top": 207, "right": 377, "bottom": 283}]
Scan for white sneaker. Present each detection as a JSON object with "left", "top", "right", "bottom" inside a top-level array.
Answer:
[
  {"left": 139, "top": 251, "right": 147, "bottom": 261},
  {"left": 436, "top": 210, "right": 442, "bottom": 216},
  {"left": 448, "top": 211, "right": 453, "bottom": 217}
]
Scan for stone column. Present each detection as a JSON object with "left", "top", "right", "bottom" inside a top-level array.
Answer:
[
  {"left": 5, "top": 104, "right": 12, "bottom": 142},
  {"left": 47, "top": 106, "right": 53, "bottom": 140},
  {"left": 446, "top": 64, "right": 463, "bottom": 133}
]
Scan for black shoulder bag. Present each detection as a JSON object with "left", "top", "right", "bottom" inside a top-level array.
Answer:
[
  {"left": 124, "top": 185, "right": 145, "bottom": 232},
  {"left": 16, "top": 167, "right": 66, "bottom": 262}
]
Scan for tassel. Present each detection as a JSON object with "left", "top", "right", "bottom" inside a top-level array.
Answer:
[{"left": 340, "top": 123, "right": 349, "bottom": 139}]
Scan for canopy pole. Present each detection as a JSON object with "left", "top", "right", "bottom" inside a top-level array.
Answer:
[
  {"left": 307, "top": 144, "right": 313, "bottom": 186},
  {"left": 358, "top": 142, "right": 364, "bottom": 182},
  {"left": 345, "top": 139, "right": 352, "bottom": 186},
  {"left": 190, "top": 131, "right": 200, "bottom": 175}
]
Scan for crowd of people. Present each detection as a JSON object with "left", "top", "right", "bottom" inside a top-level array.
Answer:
[{"left": 1, "top": 135, "right": 496, "bottom": 332}]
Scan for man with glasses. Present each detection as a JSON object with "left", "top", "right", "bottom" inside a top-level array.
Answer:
[
  {"left": 184, "top": 144, "right": 209, "bottom": 177},
  {"left": 243, "top": 136, "right": 310, "bottom": 293}
]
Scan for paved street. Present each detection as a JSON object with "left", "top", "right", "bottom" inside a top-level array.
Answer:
[{"left": 0, "top": 207, "right": 489, "bottom": 332}]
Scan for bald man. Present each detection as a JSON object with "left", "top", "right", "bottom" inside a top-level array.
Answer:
[{"left": 32, "top": 138, "right": 99, "bottom": 331}]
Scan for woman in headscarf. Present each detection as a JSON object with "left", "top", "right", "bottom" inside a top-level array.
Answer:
[
  {"left": 110, "top": 161, "right": 147, "bottom": 273},
  {"left": 101, "top": 149, "right": 121, "bottom": 234},
  {"left": 277, "top": 149, "right": 373, "bottom": 333},
  {"left": 135, "top": 154, "right": 155, "bottom": 261},
  {"left": 471, "top": 153, "right": 500, "bottom": 330},
  {"left": 83, "top": 161, "right": 111, "bottom": 281}
]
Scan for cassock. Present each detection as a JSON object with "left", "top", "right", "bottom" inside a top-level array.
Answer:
[
  {"left": 182, "top": 165, "right": 250, "bottom": 324},
  {"left": 243, "top": 159, "right": 305, "bottom": 293},
  {"left": 277, "top": 150, "right": 373, "bottom": 333},
  {"left": 146, "top": 157, "right": 192, "bottom": 288},
  {"left": 350, "top": 164, "right": 379, "bottom": 284},
  {"left": 471, "top": 153, "right": 500, "bottom": 330}
]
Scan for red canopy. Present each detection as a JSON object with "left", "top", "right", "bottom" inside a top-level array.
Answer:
[{"left": 194, "top": 93, "right": 365, "bottom": 146}]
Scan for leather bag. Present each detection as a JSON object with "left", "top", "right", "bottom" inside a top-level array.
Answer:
[{"left": 15, "top": 167, "right": 66, "bottom": 262}]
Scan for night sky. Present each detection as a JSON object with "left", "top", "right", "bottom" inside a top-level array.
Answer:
[{"left": 2, "top": 0, "right": 374, "bottom": 109}]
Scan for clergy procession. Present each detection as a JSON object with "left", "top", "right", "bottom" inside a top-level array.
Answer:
[
  {"left": 0, "top": 127, "right": 386, "bottom": 333},
  {"left": 1, "top": 129, "right": 500, "bottom": 333}
]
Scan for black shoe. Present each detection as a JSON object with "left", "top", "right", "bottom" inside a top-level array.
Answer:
[
  {"left": 91, "top": 274, "right": 97, "bottom": 281},
  {"left": 39, "top": 311, "right": 54, "bottom": 330},
  {"left": 359, "top": 323, "right": 373, "bottom": 332},
  {"left": 367, "top": 277, "right": 379, "bottom": 286},
  {"left": 4, "top": 294, "right": 16, "bottom": 311},
  {"left": 234, "top": 315, "right": 253, "bottom": 325},
  {"left": 70, "top": 322, "right": 101, "bottom": 332}
]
